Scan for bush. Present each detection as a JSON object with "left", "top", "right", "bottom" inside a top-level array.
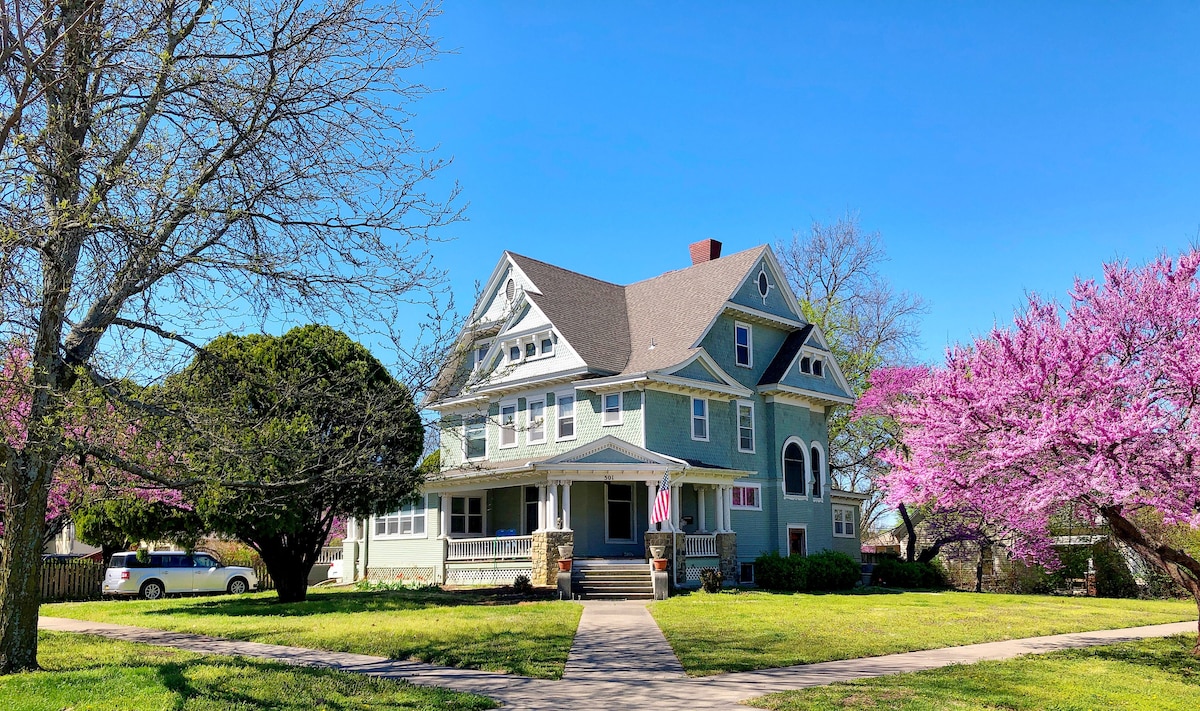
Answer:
[
  {"left": 870, "top": 556, "right": 947, "bottom": 589},
  {"left": 699, "top": 568, "right": 724, "bottom": 593},
  {"left": 511, "top": 574, "right": 533, "bottom": 594},
  {"left": 1093, "top": 541, "right": 1139, "bottom": 598},
  {"left": 753, "top": 551, "right": 860, "bottom": 592}
]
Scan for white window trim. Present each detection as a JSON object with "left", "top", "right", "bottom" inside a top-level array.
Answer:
[
  {"left": 447, "top": 494, "right": 487, "bottom": 539},
  {"left": 464, "top": 411, "right": 488, "bottom": 462},
  {"left": 731, "top": 482, "right": 762, "bottom": 511},
  {"left": 520, "top": 485, "right": 541, "bottom": 535},
  {"left": 526, "top": 397, "right": 547, "bottom": 445},
  {"left": 734, "top": 321, "right": 753, "bottom": 368},
  {"left": 498, "top": 399, "right": 518, "bottom": 450},
  {"left": 473, "top": 340, "right": 492, "bottom": 372},
  {"left": 604, "top": 482, "right": 636, "bottom": 544},
  {"left": 373, "top": 499, "right": 429, "bottom": 540},
  {"left": 736, "top": 399, "right": 756, "bottom": 454},
  {"left": 786, "top": 523, "right": 809, "bottom": 556},
  {"left": 833, "top": 505, "right": 857, "bottom": 538},
  {"left": 810, "top": 440, "right": 826, "bottom": 502},
  {"left": 691, "top": 397, "right": 709, "bottom": 442},
  {"left": 555, "top": 390, "right": 578, "bottom": 442},
  {"left": 781, "top": 436, "right": 809, "bottom": 500},
  {"left": 601, "top": 391, "right": 623, "bottom": 426}
]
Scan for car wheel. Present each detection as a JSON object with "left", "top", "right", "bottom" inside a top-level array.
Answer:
[
  {"left": 227, "top": 577, "right": 248, "bottom": 595},
  {"left": 140, "top": 580, "right": 165, "bottom": 601}
]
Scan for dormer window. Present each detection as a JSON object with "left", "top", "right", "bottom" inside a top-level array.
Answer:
[
  {"left": 473, "top": 342, "right": 491, "bottom": 371},
  {"left": 509, "top": 345, "right": 521, "bottom": 362},
  {"left": 525, "top": 342, "right": 537, "bottom": 358},
  {"left": 800, "top": 356, "right": 811, "bottom": 374},
  {"left": 813, "top": 359, "right": 824, "bottom": 377},
  {"left": 541, "top": 338, "right": 554, "bottom": 355},
  {"left": 735, "top": 322, "right": 752, "bottom": 368}
]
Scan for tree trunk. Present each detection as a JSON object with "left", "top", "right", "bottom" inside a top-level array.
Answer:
[
  {"left": 254, "top": 537, "right": 321, "bottom": 604},
  {"left": 975, "top": 550, "right": 984, "bottom": 593},
  {"left": 0, "top": 459, "right": 54, "bottom": 673},
  {"left": 898, "top": 503, "right": 917, "bottom": 563},
  {"left": 1100, "top": 506, "right": 1200, "bottom": 656}
]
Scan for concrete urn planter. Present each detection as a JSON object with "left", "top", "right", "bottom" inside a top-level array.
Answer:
[
  {"left": 557, "top": 544, "right": 574, "bottom": 559},
  {"left": 649, "top": 545, "right": 666, "bottom": 560}
]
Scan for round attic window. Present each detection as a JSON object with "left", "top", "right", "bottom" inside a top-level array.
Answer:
[
  {"left": 757, "top": 270, "right": 770, "bottom": 298},
  {"left": 505, "top": 278, "right": 516, "bottom": 301}
]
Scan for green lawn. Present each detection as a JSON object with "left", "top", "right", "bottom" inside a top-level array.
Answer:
[
  {"left": 6, "top": 631, "right": 494, "bottom": 711},
  {"left": 748, "top": 634, "right": 1200, "bottom": 711},
  {"left": 44, "top": 587, "right": 582, "bottom": 679},
  {"left": 649, "top": 589, "right": 1195, "bottom": 675}
]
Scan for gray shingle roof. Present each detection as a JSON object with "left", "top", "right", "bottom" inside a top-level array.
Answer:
[{"left": 758, "top": 324, "right": 814, "bottom": 386}]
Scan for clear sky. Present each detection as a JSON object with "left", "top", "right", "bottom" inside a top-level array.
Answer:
[{"left": 406, "top": 2, "right": 1199, "bottom": 363}]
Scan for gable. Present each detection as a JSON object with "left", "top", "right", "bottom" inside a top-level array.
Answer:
[
  {"left": 671, "top": 358, "right": 726, "bottom": 385},
  {"left": 575, "top": 449, "right": 649, "bottom": 465},
  {"left": 728, "top": 253, "right": 802, "bottom": 323},
  {"left": 544, "top": 435, "right": 685, "bottom": 467}
]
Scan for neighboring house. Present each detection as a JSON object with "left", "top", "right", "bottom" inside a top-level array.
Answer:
[{"left": 344, "top": 240, "right": 865, "bottom": 589}]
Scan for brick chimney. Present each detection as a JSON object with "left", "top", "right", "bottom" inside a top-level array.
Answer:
[{"left": 689, "top": 238, "right": 722, "bottom": 265}]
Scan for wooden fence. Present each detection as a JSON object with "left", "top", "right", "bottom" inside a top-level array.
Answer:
[{"left": 41, "top": 558, "right": 105, "bottom": 602}]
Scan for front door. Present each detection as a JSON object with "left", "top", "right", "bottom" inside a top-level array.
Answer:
[
  {"left": 788, "top": 526, "right": 807, "bottom": 557},
  {"left": 606, "top": 483, "right": 634, "bottom": 543}
]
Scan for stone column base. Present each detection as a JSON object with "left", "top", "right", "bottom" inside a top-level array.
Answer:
[
  {"left": 532, "top": 531, "right": 574, "bottom": 587},
  {"left": 716, "top": 532, "right": 738, "bottom": 585}
]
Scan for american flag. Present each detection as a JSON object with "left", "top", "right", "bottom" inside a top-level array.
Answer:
[{"left": 651, "top": 472, "right": 671, "bottom": 525}]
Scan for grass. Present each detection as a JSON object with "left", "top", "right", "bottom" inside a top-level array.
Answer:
[
  {"left": 649, "top": 589, "right": 1196, "bottom": 675},
  {"left": 747, "top": 634, "right": 1200, "bottom": 710},
  {"left": 43, "top": 586, "right": 582, "bottom": 679},
  {"left": 5, "top": 631, "right": 495, "bottom": 711}
]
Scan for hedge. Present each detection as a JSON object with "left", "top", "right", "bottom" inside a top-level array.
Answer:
[
  {"left": 754, "top": 550, "right": 861, "bottom": 592},
  {"left": 869, "top": 556, "right": 948, "bottom": 589}
]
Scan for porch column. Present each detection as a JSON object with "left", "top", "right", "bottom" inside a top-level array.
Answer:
[
  {"left": 439, "top": 494, "right": 451, "bottom": 538},
  {"left": 714, "top": 486, "right": 725, "bottom": 532},
  {"left": 547, "top": 481, "right": 560, "bottom": 531},
  {"left": 723, "top": 486, "right": 734, "bottom": 532},
  {"left": 670, "top": 483, "right": 682, "bottom": 532},
  {"left": 537, "top": 485, "right": 547, "bottom": 532},
  {"left": 646, "top": 480, "right": 658, "bottom": 532},
  {"left": 696, "top": 486, "right": 707, "bottom": 533},
  {"left": 561, "top": 480, "right": 572, "bottom": 531}
]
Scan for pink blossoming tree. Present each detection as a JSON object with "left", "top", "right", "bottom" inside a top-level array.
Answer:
[{"left": 858, "top": 251, "right": 1200, "bottom": 653}]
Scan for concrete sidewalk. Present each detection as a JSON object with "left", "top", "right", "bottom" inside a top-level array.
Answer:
[
  {"left": 38, "top": 615, "right": 1195, "bottom": 710},
  {"left": 564, "top": 600, "right": 685, "bottom": 682}
]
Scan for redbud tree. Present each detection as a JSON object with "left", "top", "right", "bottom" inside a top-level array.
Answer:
[{"left": 858, "top": 251, "right": 1200, "bottom": 652}]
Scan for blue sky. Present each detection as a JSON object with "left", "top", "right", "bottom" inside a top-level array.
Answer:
[{"left": 406, "top": 2, "right": 1199, "bottom": 363}]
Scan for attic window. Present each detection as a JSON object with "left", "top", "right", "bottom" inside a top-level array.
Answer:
[
  {"left": 505, "top": 279, "right": 516, "bottom": 301},
  {"left": 800, "top": 357, "right": 811, "bottom": 374},
  {"left": 474, "top": 342, "right": 491, "bottom": 370},
  {"left": 541, "top": 338, "right": 554, "bottom": 355},
  {"left": 509, "top": 345, "right": 521, "bottom": 362},
  {"left": 813, "top": 359, "right": 824, "bottom": 377},
  {"left": 757, "top": 270, "right": 769, "bottom": 298},
  {"left": 525, "top": 342, "right": 537, "bottom": 358}
]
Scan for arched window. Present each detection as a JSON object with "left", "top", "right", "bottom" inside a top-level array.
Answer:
[
  {"left": 810, "top": 445, "right": 823, "bottom": 499},
  {"left": 783, "top": 442, "right": 805, "bottom": 496}
]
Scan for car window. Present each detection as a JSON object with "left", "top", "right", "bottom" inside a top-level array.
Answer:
[
  {"left": 192, "top": 554, "right": 219, "bottom": 568},
  {"left": 149, "top": 554, "right": 166, "bottom": 567},
  {"left": 170, "top": 554, "right": 194, "bottom": 568},
  {"left": 108, "top": 554, "right": 128, "bottom": 569}
]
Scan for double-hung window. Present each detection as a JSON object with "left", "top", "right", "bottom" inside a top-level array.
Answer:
[
  {"left": 557, "top": 393, "right": 576, "bottom": 441},
  {"left": 375, "top": 500, "right": 426, "bottom": 537},
  {"left": 465, "top": 414, "right": 486, "bottom": 460},
  {"left": 499, "top": 402, "right": 517, "bottom": 448},
  {"left": 811, "top": 445, "right": 823, "bottom": 499},
  {"left": 735, "top": 322, "right": 752, "bottom": 368},
  {"left": 602, "top": 392, "right": 622, "bottom": 425},
  {"left": 474, "top": 342, "right": 491, "bottom": 371},
  {"left": 833, "top": 506, "right": 856, "bottom": 537},
  {"left": 691, "top": 398, "right": 709, "bottom": 441},
  {"left": 527, "top": 398, "right": 546, "bottom": 444},
  {"left": 736, "top": 400, "right": 755, "bottom": 453},
  {"left": 731, "top": 484, "right": 761, "bottom": 510},
  {"left": 450, "top": 496, "right": 484, "bottom": 535},
  {"left": 783, "top": 441, "right": 806, "bottom": 497}
]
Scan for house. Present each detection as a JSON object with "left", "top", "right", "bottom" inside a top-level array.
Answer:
[{"left": 343, "top": 240, "right": 865, "bottom": 591}]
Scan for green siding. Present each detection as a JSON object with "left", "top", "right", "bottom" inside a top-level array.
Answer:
[
  {"left": 673, "top": 359, "right": 725, "bottom": 384},
  {"left": 568, "top": 481, "right": 648, "bottom": 558},
  {"left": 729, "top": 257, "right": 799, "bottom": 320}
]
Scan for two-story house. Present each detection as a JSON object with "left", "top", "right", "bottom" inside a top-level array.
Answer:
[{"left": 341, "top": 240, "right": 865, "bottom": 592}]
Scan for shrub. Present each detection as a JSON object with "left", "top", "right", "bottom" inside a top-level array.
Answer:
[
  {"left": 699, "top": 568, "right": 724, "bottom": 593},
  {"left": 753, "top": 551, "right": 861, "bottom": 592},
  {"left": 1092, "top": 541, "right": 1139, "bottom": 598},
  {"left": 511, "top": 574, "right": 534, "bottom": 594},
  {"left": 870, "top": 556, "right": 947, "bottom": 589}
]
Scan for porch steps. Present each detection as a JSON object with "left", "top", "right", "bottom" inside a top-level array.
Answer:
[{"left": 571, "top": 560, "right": 654, "bottom": 600}]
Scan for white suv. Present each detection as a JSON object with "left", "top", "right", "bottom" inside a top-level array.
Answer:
[{"left": 104, "top": 551, "right": 258, "bottom": 600}]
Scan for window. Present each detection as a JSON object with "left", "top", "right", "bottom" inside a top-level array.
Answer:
[
  {"left": 740, "top": 562, "right": 755, "bottom": 584},
  {"left": 811, "top": 445, "right": 823, "bottom": 499},
  {"left": 541, "top": 337, "right": 554, "bottom": 355},
  {"left": 474, "top": 342, "right": 491, "bottom": 371},
  {"left": 376, "top": 500, "right": 427, "bottom": 537},
  {"left": 465, "top": 415, "right": 486, "bottom": 460},
  {"left": 731, "top": 484, "right": 761, "bottom": 510},
  {"left": 735, "top": 322, "right": 752, "bottom": 367},
  {"left": 525, "top": 342, "right": 537, "bottom": 358},
  {"left": 602, "top": 392, "right": 622, "bottom": 425},
  {"left": 527, "top": 398, "right": 546, "bottom": 444},
  {"left": 192, "top": 554, "right": 219, "bottom": 568},
  {"left": 737, "top": 400, "right": 755, "bottom": 453},
  {"left": 509, "top": 345, "right": 521, "bottom": 362},
  {"left": 606, "top": 483, "right": 634, "bottom": 542},
  {"left": 813, "top": 359, "right": 824, "bottom": 377},
  {"left": 800, "top": 356, "right": 811, "bottom": 374},
  {"left": 499, "top": 403, "right": 517, "bottom": 448},
  {"left": 788, "top": 525, "right": 808, "bottom": 556},
  {"left": 757, "top": 270, "right": 770, "bottom": 298},
  {"left": 833, "top": 506, "right": 856, "bottom": 538},
  {"left": 783, "top": 441, "right": 806, "bottom": 496},
  {"left": 505, "top": 278, "right": 516, "bottom": 301},
  {"left": 524, "top": 486, "right": 540, "bottom": 534},
  {"left": 557, "top": 393, "right": 576, "bottom": 440},
  {"left": 450, "top": 496, "right": 483, "bottom": 535},
  {"left": 691, "top": 397, "right": 709, "bottom": 441}
]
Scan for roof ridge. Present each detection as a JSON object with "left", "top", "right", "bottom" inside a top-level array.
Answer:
[{"left": 623, "top": 244, "right": 768, "bottom": 288}]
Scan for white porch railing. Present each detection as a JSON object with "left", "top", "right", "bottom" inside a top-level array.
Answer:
[
  {"left": 446, "top": 535, "right": 533, "bottom": 561},
  {"left": 685, "top": 534, "right": 718, "bottom": 557}
]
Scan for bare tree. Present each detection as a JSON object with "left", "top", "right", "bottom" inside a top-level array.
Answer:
[
  {"left": 0, "top": 0, "right": 459, "bottom": 672},
  {"left": 776, "top": 213, "right": 926, "bottom": 533}
]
